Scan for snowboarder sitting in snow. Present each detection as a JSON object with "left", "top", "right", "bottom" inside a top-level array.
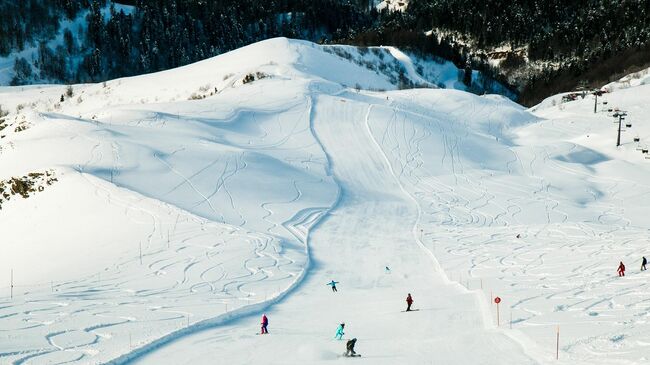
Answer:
[
  {"left": 618, "top": 261, "right": 626, "bottom": 277},
  {"left": 345, "top": 338, "right": 358, "bottom": 357},
  {"left": 327, "top": 280, "right": 339, "bottom": 292},
  {"left": 334, "top": 323, "right": 345, "bottom": 340},
  {"left": 642, "top": 257, "right": 647, "bottom": 271},
  {"left": 260, "top": 314, "right": 269, "bottom": 334}
]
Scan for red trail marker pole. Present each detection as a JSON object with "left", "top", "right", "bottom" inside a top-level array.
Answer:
[{"left": 494, "top": 296, "right": 501, "bottom": 327}]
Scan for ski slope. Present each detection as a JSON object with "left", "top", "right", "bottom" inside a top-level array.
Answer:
[{"left": 1, "top": 38, "right": 650, "bottom": 364}]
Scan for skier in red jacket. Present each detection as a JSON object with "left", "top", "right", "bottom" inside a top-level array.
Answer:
[
  {"left": 260, "top": 314, "right": 269, "bottom": 334},
  {"left": 618, "top": 262, "right": 626, "bottom": 277},
  {"left": 406, "top": 293, "right": 413, "bottom": 311}
]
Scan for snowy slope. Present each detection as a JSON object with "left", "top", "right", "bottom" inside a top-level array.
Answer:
[
  {"left": 603, "top": 66, "right": 650, "bottom": 91},
  {"left": 2, "top": 37, "right": 650, "bottom": 365},
  {"left": 126, "top": 90, "right": 541, "bottom": 365}
]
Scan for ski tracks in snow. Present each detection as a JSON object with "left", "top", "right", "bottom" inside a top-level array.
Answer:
[{"left": 1, "top": 91, "right": 338, "bottom": 365}]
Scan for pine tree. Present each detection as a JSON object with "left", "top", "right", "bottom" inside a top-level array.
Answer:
[{"left": 11, "top": 58, "right": 32, "bottom": 86}]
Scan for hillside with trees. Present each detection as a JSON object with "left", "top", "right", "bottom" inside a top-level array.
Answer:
[
  {"left": 3, "top": 0, "right": 650, "bottom": 105},
  {"left": 396, "top": 0, "right": 650, "bottom": 104}
]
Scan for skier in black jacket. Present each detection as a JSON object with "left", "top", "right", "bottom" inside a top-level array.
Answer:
[{"left": 345, "top": 338, "right": 358, "bottom": 357}]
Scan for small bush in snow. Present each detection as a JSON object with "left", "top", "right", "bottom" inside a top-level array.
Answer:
[
  {"left": 0, "top": 105, "right": 9, "bottom": 118},
  {"left": 242, "top": 74, "right": 255, "bottom": 84},
  {"left": 188, "top": 93, "right": 206, "bottom": 100},
  {"left": 65, "top": 85, "right": 74, "bottom": 97},
  {"left": 242, "top": 72, "right": 269, "bottom": 84}
]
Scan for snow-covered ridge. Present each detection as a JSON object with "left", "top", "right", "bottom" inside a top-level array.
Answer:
[{"left": 603, "top": 66, "right": 650, "bottom": 91}]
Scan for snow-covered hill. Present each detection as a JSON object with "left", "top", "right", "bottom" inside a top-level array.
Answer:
[{"left": 2, "top": 37, "right": 650, "bottom": 365}]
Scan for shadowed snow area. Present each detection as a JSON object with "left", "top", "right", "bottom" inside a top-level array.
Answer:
[
  {"left": 553, "top": 145, "right": 610, "bottom": 165},
  {"left": 1, "top": 38, "right": 650, "bottom": 365}
]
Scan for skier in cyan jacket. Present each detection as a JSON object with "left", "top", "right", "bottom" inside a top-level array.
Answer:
[
  {"left": 334, "top": 323, "right": 345, "bottom": 340},
  {"left": 327, "top": 280, "right": 339, "bottom": 292}
]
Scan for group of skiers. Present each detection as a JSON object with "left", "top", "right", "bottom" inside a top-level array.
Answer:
[
  {"left": 332, "top": 322, "right": 358, "bottom": 356},
  {"left": 257, "top": 255, "right": 648, "bottom": 357},
  {"left": 617, "top": 256, "right": 647, "bottom": 277},
  {"left": 258, "top": 278, "right": 416, "bottom": 357}
]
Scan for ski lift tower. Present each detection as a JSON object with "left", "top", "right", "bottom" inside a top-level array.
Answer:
[
  {"left": 592, "top": 89, "right": 604, "bottom": 113},
  {"left": 613, "top": 111, "right": 628, "bottom": 147}
]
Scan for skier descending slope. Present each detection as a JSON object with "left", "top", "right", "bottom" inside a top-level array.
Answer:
[
  {"left": 618, "top": 262, "right": 626, "bottom": 277},
  {"left": 406, "top": 293, "right": 414, "bottom": 311},
  {"left": 345, "top": 338, "right": 360, "bottom": 357},
  {"left": 642, "top": 256, "right": 647, "bottom": 271},
  {"left": 334, "top": 323, "right": 345, "bottom": 340},
  {"left": 260, "top": 314, "right": 269, "bottom": 334},
  {"left": 327, "top": 280, "right": 339, "bottom": 292}
]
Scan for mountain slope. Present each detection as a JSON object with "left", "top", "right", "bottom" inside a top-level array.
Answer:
[{"left": 2, "top": 38, "right": 650, "bottom": 365}]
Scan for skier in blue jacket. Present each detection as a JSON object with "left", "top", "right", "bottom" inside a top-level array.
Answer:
[
  {"left": 334, "top": 323, "right": 345, "bottom": 340},
  {"left": 327, "top": 280, "right": 339, "bottom": 292}
]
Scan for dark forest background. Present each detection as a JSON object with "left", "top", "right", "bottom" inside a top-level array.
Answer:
[{"left": 3, "top": 0, "right": 650, "bottom": 105}]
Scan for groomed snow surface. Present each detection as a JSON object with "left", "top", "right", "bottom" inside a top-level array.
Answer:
[{"left": 1, "top": 38, "right": 650, "bottom": 364}]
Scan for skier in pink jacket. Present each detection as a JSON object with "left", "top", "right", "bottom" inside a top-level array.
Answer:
[{"left": 261, "top": 314, "right": 269, "bottom": 334}]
